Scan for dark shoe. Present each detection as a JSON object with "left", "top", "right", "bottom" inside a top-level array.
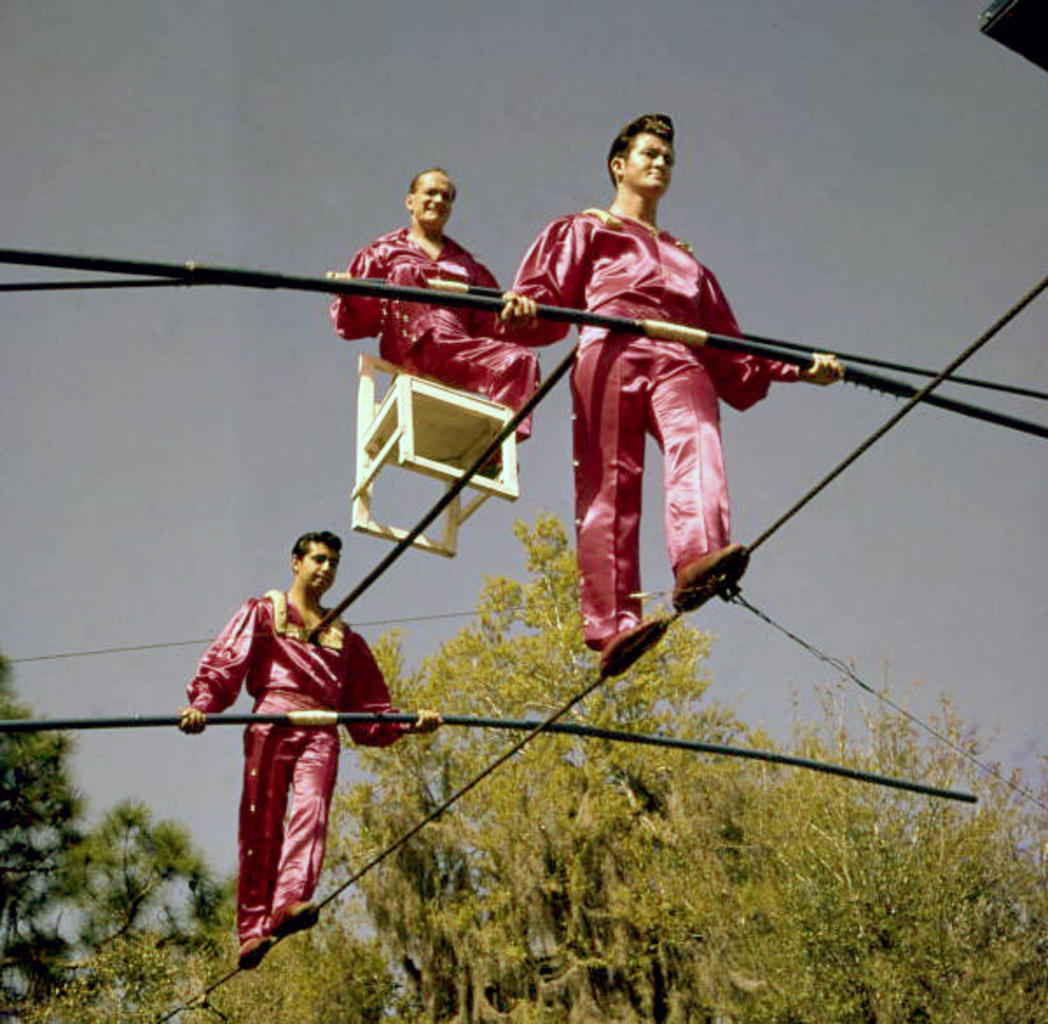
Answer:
[
  {"left": 238, "top": 935, "right": 274, "bottom": 970},
  {"left": 672, "top": 545, "right": 749, "bottom": 613},
  {"left": 272, "top": 901, "right": 319, "bottom": 939},
  {"left": 599, "top": 617, "right": 670, "bottom": 679}
]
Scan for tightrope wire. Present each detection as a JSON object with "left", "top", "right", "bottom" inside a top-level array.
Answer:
[
  {"left": 730, "top": 592, "right": 1048, "bottom": 816},
  {"left": 749, "top": 273, "right": 1048, "bottom": 553}
]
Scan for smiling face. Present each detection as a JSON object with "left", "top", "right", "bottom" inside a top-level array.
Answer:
[
  {"left": 611, "top": 132, "right": 675, "bottom": 198},
  {"left": 291, "top": 541, "right": 340, "bottom": 599},
  {"left": 405, "top": 170, "right": 456, "bottom": 236}
]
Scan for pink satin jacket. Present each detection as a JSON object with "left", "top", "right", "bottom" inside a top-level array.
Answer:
[
  {"left": 187, "top": 592, "right": 405, "bottom": 747},
  {"left": 330, "top": 227, "right": 502, "bottom": 366},
  {"left": 511, "top": 209, "right": 798, "bottom": 410}
]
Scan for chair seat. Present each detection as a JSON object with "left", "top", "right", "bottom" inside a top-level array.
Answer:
[{"left": 352, "top": 352, "right": 519, "bottom": 557}]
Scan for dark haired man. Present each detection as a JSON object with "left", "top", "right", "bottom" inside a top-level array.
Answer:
[
  {"left": 502, "top": 114, "right": 842, "bottom": 676},
  {"left": 330, "top": 167, "right": 539, "bottom": 438},
  {"left": 179, "top": 531, "right": 441, "bottom": 969}
]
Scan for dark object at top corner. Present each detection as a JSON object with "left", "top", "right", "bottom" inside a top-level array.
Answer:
[{"left": 980, "top": 0, "right": 1048, "bottom": 73}]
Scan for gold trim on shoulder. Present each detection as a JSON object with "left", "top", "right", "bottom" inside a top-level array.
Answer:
[
  {"left": 581, "top": 207, "right": 623, "bottom": 229},
  {"left": 265, "top": 590, "right": 288, "bottom": 633},
  {"left": 674, "top": 238, "right": 693, "bottom": 254},
  {"left": 264, "top": 590, "right": 345, "bottom": 651}
]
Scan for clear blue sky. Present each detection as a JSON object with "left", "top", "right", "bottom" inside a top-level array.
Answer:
[{"left": 2, "top": 0, "right": 1045, "bottom": 872}]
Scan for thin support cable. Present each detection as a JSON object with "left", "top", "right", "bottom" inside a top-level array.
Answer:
[
  {"left": 730, "top": 592, "right": 1048, "bottom": 815},
  {"left": 159, "top": 968, "right": 239, "bottom": 1023},
  {"left": 8, "top": 611, "right": 476, "bottom": 665},
  {"left": 749, "top": 273, "right": 1048, "bottom": 554},
  {"left": 197, "top": 999, "right": 232, "bottom": 1022}
]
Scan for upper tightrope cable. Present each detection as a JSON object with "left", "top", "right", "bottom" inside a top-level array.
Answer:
[
  {"left": 749, "top": 273, "right": 1048, "bottom": 554},
  {"left": 2, "top": 248, "right": 1044, "bottom": 441}
]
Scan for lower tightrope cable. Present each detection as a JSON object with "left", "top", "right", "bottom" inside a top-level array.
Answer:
[
  {"left": 156, "top": 662, "right": 616, "bottom": 1022},
  {"left": 731, "top": 592, "right": 1048, "bottom": 816},
  {"left": 156, "top": 274, "right": 1044, "bottom": 1018}
]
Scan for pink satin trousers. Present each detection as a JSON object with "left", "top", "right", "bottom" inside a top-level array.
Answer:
[
  {"left": 237, "top": 719, "right": 339, "bottom": 943},
  {"left": 572, "top": 334, "right": 730, "bottom": 649},
  {"left": 384, "top": 261, "right": 540, "bottom": 440}
]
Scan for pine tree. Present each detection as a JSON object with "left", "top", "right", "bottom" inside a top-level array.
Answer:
[
  {"left": 0, "top": 654, "right": 81, "bottom": 1006},
  {"left": 0, "top": 655, "right": 231, "bottom": 1021}
]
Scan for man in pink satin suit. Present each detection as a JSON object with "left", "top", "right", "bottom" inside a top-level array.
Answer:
[
  {"left": 501, "top": 114, "right": 843, "bottom": 677},
  {"left": 179, "top": 531, "right": 441, "bottom": 969},
  {"left": 330, "top": 167, "right": 540, "bottom": 439}
]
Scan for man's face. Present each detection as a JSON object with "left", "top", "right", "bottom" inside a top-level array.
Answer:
[
  {"left": 612, "top": 132, "right": 674, "bottom": 196},
  {"left": 405, "top": 171, "right": 455, "bottom": 234},
  {"left": 291, "top": 542, "right": 340, "bottom": 597}
]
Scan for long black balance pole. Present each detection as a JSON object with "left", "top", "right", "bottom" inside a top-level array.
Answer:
[
  {"left": 0, "top": 712, "right": 976, "bottom": 804},
  {"left": 2, "top": 246, "right": 1043, "bottom": 441},
  {"left": 5, "top": 270, "right": 1042, "bottom": 405},
  {"left": 437, "top": 279, "right": 1048, "bottom": 403},
  {"left": 431, "top": 279, "right": 1048, "bottom": 439},
  {"left": 5, "top": 273, "right": 1044, "bottom": 404},
  {"left": 746, "top": 331, "right": 1048, "bottom": 402}
]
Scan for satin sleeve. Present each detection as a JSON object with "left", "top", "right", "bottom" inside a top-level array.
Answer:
[
  {"left": 340, "top": 633, "right": 408, "bottom": 747},
  {"left": 508, "top": 216, "right": 586, "bottom": 347},
  {"left": 695, "top": 269, "right": 799, "bottom": 411},
  {"left": 329, "top": 245, "right": 387, "bottom": 341},
  {"left": 186, "top": 599, "right": 267, "bottom": 713}
]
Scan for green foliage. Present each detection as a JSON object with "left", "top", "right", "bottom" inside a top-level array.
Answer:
[
  {"left": 331, "top": 516, "right": 1048, "bottom": 1023},
  {"left": 0, "top": 654, "right": 82, "bottom": 1002},
  {"left": 19, "top": 931, "right": 221, "bottom": 1024},
  {"left": 732, "top": 691, "right": 1048, "bottom": 1023},
  {"left": 57, "top": 799, "right": 226, "bottom": 952},
  {"left": 14, "top": 801, "right": 231, "bottom": 1020},
  {"left": 0, "top": 654, "right": 231, "bottom": 1020}
]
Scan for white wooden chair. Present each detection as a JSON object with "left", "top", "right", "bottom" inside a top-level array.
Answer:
[{"left": 352, "top": 352, "right": 520, "bottom": 557}]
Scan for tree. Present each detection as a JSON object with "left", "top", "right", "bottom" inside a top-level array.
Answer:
[
  {"left": 18, "top": 801, "right": 230, "bottom": 1022},
  {"left": 330, "top": 515, "right": 1048, "bottom": 1023},
  {"left": 333, "top": 516, "right": 770, "bottom": 1021},
  {"left": 0, "top": 653, "right": 81, "bottom": 1005},
  {"left": 0, "top": 654, "right": 231, "bottom": 1021},
  {"left": 728, "top": 690, "right": 1048, "bottom": 1023}
]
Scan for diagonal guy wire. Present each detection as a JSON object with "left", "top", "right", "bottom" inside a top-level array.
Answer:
[{"left": 749, "top": 273, "right": 1048, "bottom": 553}]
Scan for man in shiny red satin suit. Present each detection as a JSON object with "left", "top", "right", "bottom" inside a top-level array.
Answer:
[
  {"left": 501, "top": 114, "right": 842, "bottom": 676},
  {"left": 179, "top": 531, "right": 441, "bottom": 969},
  {"left": 330, "top": 167, "right": 539, "bottom": 439}
]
